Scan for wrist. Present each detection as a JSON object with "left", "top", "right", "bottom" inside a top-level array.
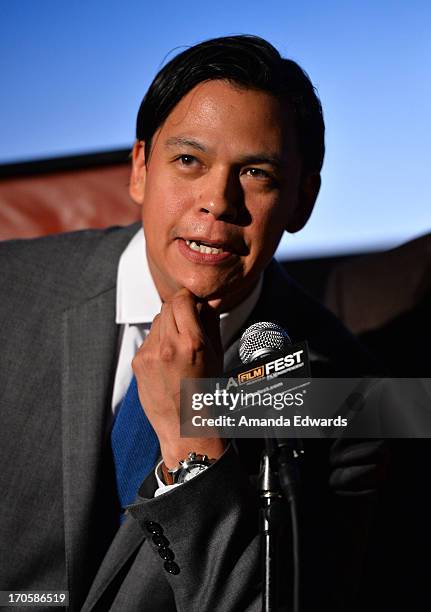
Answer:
[
  {"left": 160, "top": 437, "right": 227, "bottom": 470},
  {"left": 162, "top": 451, "right": 219, "bottom": 485}
]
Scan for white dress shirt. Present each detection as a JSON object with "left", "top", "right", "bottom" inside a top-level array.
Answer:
[{"left": 112, "top": 228, "right": 262, "bottom": 495}]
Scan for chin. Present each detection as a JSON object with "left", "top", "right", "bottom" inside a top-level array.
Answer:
[
  {"left": 180, "top": 272, "right": 250, "bottom": 310},
  {"left": 180, "top": 273, "right": 223, "bottom": 299},
  {"left": 185, "top": 284, "right": 224, "bottom": 302},
  {"left": 186, "top": 285, "right": 236, "bottom": 313}
]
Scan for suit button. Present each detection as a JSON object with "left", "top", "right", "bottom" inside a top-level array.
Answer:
[
  {"left": 158, "top": 547, "right": 175, "bottom": 561},
  {"left": 152, "top": 534, "right": 169, "bottom": 547},
  {"left": 145, "top": 521, "right": 163, "bottom": 536},
  {"left": 164, "top": 561, "right": 180, "bottom": 575}
]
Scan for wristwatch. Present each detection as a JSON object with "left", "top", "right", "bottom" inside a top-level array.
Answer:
[{"left": 166, "top": 452, "right": 215, "bottom": 484}]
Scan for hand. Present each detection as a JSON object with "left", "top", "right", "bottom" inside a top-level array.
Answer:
[{"left": 132, "top": 288, "right": 226, "bottom": 468}]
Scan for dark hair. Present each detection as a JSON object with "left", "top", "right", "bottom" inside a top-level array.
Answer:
[{"left": 136, "top": 35, "right": 325, "bottom": 173}]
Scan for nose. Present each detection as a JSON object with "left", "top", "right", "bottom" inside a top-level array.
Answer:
[{"left": 198, "top": 169, "right": 241, "bottom": 223}]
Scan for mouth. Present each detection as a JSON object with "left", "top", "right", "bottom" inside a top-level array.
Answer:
[
  {"left": 184, "top": 239, "right": 228, "bottom": 255},
  {"left": 179, "top": 234, "right": 246, "bottom": 254},
  {"left": 176, "top": 236, "right": 239, "bottom": 264}
]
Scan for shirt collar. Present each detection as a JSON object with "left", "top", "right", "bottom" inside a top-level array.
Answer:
[
  {"left": 116, "top": 228, "right": 262, "bottom": 348},
  {"left": 116, "top": 228, "right": 162, "bottom": 324}
]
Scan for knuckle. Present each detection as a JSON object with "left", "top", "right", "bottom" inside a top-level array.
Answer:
[
  {"left": 182, "top": 333, "right": 205, "bottom": 356},
  {"left": 151, "top": 313, "right": 161, "bottom": 327},
  {"left": 172, "top": 295, "right": 188, "bottom": 307},
  {"left": 160, "top": 343, "right": 175, "bottom": 362},
  {"left": 174, "top": 290, "right": 193, "bottom": 304},
  {"left": 175, "top": 287, "right": 191, "bottom": 299},
  {"left": 132, "top": 347, "right": 152, "bottom": 371},
  {"left": 131, "top": 354, "right": 140, "bottom": 373}
]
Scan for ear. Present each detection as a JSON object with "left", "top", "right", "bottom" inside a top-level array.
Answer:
[
  {"left": 286, "top": 172, "right": 321, "bottom": 233},
  {"left": 129, "top": 140, "right": 147, "bottom": 205}
]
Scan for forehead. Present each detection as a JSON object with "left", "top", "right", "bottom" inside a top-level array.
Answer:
[{"left": 154, "top": 80, "right": 297, "bottom": 158}]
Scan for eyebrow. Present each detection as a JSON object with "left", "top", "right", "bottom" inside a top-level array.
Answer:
[
  {"left": 165, "top": 136, "right": 284, "bottom": 169},
  {"left": 165, "top": 137, "right": 208, "bottom": 153},
  {"left": 236, "top": 154, "right": 284, "bottom": 169}
]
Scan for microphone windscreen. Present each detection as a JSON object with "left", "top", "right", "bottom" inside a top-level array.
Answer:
[{"left": 239, "top": 321, "right": 292, "bottom": 364}]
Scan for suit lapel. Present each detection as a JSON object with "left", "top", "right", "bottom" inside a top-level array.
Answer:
[
  {"left": 81, "top": 470, "right": 158, "bottom": 611},
  {"left": 223, "top": 337, "right": 242, "bottom": 372},
  {"left": 61, "top": 222, "right": 143, "bottom": 609},
  {"left": 80, "top": 514, "right": 146, "bottom": 611},
  {"left": 62, "top": 288, "right": 120, "bottom": 608},
  {"left": 63, "top": 287, "right": 159, "bottom": 611}
]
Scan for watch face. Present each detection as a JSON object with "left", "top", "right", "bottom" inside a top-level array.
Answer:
[{"left": 179, "top": 464, "right": 208, "bottom": 483}]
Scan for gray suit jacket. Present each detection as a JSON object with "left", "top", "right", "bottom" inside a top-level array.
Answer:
[{"left": 0, "top": 223, "right": 378, "bottom": 611}]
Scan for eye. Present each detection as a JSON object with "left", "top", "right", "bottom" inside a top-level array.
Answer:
[
  {"left": 176, "top": 154, "right": 198, "bottom": 166},
  {"left": 242, "top": 167, "right": 279, "bottom": 189},
  {"left": 244, "top": 167, "right": 271, "bottom": 179}
]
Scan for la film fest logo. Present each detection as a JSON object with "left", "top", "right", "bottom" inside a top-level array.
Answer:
[
  {"left": 180, "top": 344, "right": 355, "bottom": 435},
  {"left": 237, "top": 348, "right": 306, "bottom": 384}
]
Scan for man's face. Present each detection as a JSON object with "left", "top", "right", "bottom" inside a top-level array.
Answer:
[{"left": 130, "top": 80, "right": 318, "bottom": 310}]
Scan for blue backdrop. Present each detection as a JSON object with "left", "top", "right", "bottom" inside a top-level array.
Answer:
[{"left": 1, "top": 1, "right": 429, "bottom": 257}]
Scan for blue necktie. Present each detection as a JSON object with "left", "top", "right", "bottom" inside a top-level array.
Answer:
[{"left": 111, "top": 375, "right": 160, "bottom": 517}]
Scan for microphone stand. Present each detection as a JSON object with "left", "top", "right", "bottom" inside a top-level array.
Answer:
[
  {"left": 259, "top": 444, "right": 283, "bottom": 612},
  {"left": 258, "top": 435, "right": 303, "bottom": 612},
  {"left": 237, "top": 323, "right": 306, "bottom": 611}
]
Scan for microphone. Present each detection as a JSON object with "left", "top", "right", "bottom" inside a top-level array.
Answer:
[
  {"left": 240, "top": 322, "right": 302, "bottom": 612},
  {"left": 238, "top": 320, "right": 304, "bottom": 484},
  {"left": 239, "top": 321, "right": 292, "bottom": 364}
]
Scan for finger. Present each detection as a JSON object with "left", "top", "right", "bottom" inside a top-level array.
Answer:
[
  {"left": 170, "top": 290, "right": 204, "bottom": 338},
  {"left": 132, "top": 313, "right": 161, "bottom": 375},
  {"left": 159, "top": 301, "right": 179, "bottom": 340},
  {"left": 158, "top": 302, "right": 180, "bottom": 363},
  {"left": 143, "top": 312, "right": 161, "bottom": 349}
]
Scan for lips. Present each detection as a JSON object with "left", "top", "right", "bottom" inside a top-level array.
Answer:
[
  {"left": 178, "top": 235, "right": 246, "bottom": 255},
  {"left": 185, "top": 240, "right": 226, "bottom": 255},
  {"left": 177, "top": 237, "right": 236, "bottom": 264}
]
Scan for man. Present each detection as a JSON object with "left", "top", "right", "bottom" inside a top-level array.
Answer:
[{"left": 0, "top": 36, "right": 383, "bottom": 611}]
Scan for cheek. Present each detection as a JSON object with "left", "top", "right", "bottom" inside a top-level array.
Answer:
[
  {"left": 143, "top": 176, "right": 191, "bottom": 224},
  {"left": 247, "top": 200, "right": 289, "bottom": 252}
]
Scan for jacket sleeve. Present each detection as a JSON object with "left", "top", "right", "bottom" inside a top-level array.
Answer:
[
  {"left": 128, "top": 445, "right": 263, "bottom": 612},
  {"left": 127, "top": 438, "right": 381, "bottom": 612}
]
